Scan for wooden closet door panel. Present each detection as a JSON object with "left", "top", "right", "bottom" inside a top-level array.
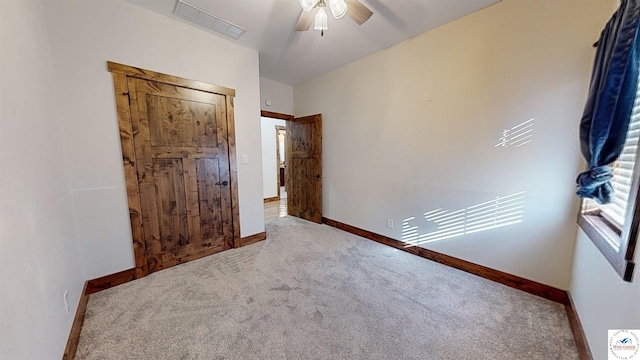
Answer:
[{"left": 128, "top": 77, "right": 233, "bottom": 273}]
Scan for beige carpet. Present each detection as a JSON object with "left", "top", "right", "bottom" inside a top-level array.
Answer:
[{"left": 76, "top": 216, "right": 578, "bottom": 359}]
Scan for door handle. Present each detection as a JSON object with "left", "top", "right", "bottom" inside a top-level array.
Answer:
[{"left": 216, "top": 180, "right": 229, "bottom": 186}]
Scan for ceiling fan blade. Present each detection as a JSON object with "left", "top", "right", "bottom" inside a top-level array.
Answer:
[
  {"left": 295, "top": 10, "right": 314, "bottom": 31},
  {"left": 345, "top": 0, "right": 373, "bottom": 25}
]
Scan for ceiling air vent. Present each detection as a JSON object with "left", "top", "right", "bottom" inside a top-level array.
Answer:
[{"left": 174, "top": 0, "right": 246, "bottom": 40}]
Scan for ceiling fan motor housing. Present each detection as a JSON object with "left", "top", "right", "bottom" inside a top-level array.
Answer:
[
  {"left": 301, "top": 0, "right": 348, "bottom": 19},
  {"left": 295, "top": 0, "right": 372, "bottom": 33},
  {"left": 300, "top": 0, "right": 319, "bottom": 12}
]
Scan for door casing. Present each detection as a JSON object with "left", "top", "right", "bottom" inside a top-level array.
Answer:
[{"left": 260, "top": 111, "right": 323, "bottom": 224}]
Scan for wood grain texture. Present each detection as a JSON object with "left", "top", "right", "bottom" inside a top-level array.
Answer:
[
  {"left": 62, "top": 282, "right": 89, "bottom": 360},
  {"left": 128, "top": 78, "right": 162, "bottom": 270},
  {"left": 287, "top": 114, "right": 322, "bottom": 223},
  {"left": 108, "top": 61, "right": 235, "bottom": 97},
  {"left": 322, "top": 217, "right": 570, "bottom": 304},
  {"left": 260, "top": 110, "right": 294, "bottom": 121},
  {"left": 216, "top": 99, "right": 234, "bottom": 248},
  {"left": 345, "top": 0, "right": 373, "bottom": 25},
  {"left": 154, "top": 158, "right": 189, "bottom": 252},
  {"left": 111, "top": 72, "right": 148, "bottom": 278},
  {"left": 85, "top": 269, "right": 137, "bottom": 295},
  {"left": 227, "top": 96, "right": 241, "bottom": 248},
  {"left": 183, "top": 158, "right": 203, "bottom": 248},
  {"left": 565, "top": 294, "right": 594, "bottom": 360},
  {"left": 294, "top": 9, "right": 314, "bottom": 31},
  {"left": 238, "top": 231, "right": 267, "bottom": 247},
  {"left": 264, "top": 197, "right": 279, "bottom": 203},
  {"left": 109, "top": 62, "right": 240, "bottom": 276},
  {"left": 196, "top": 158, "right": 221, "bottom": 242},
  {"left": 148, "top": 244, "right": 227, "bottom": 272},
  {"left": 147, "top": 95, "right": 218, "bottom": 147},
  {"left": 130, "top": 78, "right": 233, "bottom": 274}
]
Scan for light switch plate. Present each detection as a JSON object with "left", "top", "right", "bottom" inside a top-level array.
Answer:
[{"left": 241, "top": 154, "right": 248, "bottom": 164}]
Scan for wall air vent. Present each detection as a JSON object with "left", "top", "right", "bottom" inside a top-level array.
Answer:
[{"left": 174, "top": 0, "right": 246, "bottom": 40}]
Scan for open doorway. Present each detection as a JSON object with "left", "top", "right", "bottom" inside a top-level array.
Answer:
[
  {"left": 261, "top": 116, "right": 287, "bottom": 203},
  {"left": 275, "top": 125, "right": 287, "bottom": 200},
  {"left": 261, "top": 110, "right": 323, "bottom": 224},
  {"left": 261, "top": 112, "right": 291, "bottom": 222}
]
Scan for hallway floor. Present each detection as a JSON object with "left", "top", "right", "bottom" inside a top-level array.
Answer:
[{"left": 264, "top": 198, "right": 287, "bottom": 222}]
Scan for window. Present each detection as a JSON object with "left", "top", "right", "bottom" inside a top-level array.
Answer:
[{"left": 579, "top": 74, "right": 640, "bottom": 282}]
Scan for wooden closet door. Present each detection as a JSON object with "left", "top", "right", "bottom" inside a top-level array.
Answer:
[{"left": 128, "top": 78, "right": 233, "bottom": 273}]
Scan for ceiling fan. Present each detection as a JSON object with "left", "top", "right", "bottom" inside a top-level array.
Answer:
[{"left": 295, "top": 0, "right": 373, "bottom": 36}]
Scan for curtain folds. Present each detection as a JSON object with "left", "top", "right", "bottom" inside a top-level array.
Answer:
[{"left": 577, "top": 0, "right": 640, "bottom": 204}]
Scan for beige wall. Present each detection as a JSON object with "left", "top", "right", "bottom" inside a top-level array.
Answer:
[
  {"left": 295, "top": 0, "right": 612, "bottom": 289},
  {"left": 260, "top": 77, "right": 294, "bottom": 115}
]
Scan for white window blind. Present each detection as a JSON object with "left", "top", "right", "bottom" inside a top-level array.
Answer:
[{"left": 583, "top": 75, "right": 640, "bottom": 230}]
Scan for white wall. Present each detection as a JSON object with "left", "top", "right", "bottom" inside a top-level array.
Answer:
[
  {"left": 570, "top": 230, "right": 640, "bottom": 358},
  {"left": 0, "top": 0, "right": 86, "bottom": 358},
  {"left": 261, "top": 118, "right": 287, "bottom": 199},
  {"left": 294, "top": 0, "right": 612, "bottom": 289},
  {"left": 44, "top": 0, "right": 265, "bottom": 280},
  {"left": 260, "top": 77, "right": 294, "bottom": 114}
]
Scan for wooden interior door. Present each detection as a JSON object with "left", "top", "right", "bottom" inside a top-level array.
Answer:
[
  {"left": 127, "top": 77, "right": 234, "bottom": 273},
  {"left": 286, "top": 114, "right": 322, "bottom": 223}
]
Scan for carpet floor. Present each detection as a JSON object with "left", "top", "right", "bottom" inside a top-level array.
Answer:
[{"left": 76, "top": 216, "right": 578, "bottom": 359}]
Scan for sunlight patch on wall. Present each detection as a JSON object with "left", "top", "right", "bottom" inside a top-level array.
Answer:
[
  {"left": 401, "top": 191, "right": 526, "bottom": 246},
  {"left": 495, "top": 118, "right": 534, "bottom": 148}
]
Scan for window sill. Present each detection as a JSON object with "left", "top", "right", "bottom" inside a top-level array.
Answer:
[{"left": 578, "top": 214, "right": 635, "bottom": 281}]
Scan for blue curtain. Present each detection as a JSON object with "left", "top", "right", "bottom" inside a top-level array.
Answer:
[{"left": 577, "top": 0, "right": 640, "bottom": 204}]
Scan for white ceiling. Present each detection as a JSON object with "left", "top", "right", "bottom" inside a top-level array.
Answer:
[{"left": 126, "top": 0, "right": 501, "bottom": 85}]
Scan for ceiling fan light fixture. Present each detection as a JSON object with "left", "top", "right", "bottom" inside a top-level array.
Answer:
[
  {"left": 300, "top": 0, "right": 319, "bottom": 12},
  {"left": 329, "top": 0, "right": 348, "bottom": 19},
  {"left": 314, "top": 8, "right": 328, "bottom": 31}
]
